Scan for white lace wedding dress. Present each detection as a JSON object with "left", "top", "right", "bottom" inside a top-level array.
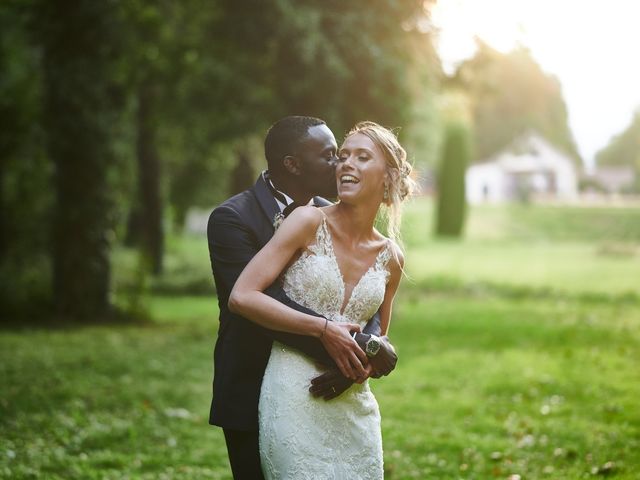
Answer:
[{"left": 259, "top": 216, "right": 391, "bottom": 479}]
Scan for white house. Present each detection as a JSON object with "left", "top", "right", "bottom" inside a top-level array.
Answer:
[{"left": 466, "top": 132, "right": 578, "bottom": 204}]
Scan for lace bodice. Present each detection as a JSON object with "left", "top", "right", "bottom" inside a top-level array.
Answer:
[
  {"left": 282, "top": 215, "right": 391, "bottom": 325},
  {"left": 258, "top": 215, "right": 390, "bottom": 479}
]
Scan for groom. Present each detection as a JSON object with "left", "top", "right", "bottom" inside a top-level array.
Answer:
[{"left": 208, "top": 116, "right": 397, "bottom": 479}]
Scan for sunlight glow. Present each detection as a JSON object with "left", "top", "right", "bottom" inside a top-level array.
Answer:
[{"left": 432, "top": 0, "right": 640, "bottom": 167}]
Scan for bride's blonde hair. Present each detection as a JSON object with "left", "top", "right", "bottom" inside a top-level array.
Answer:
[{"left": 345, "top": 121, "right": 416, "bottom": 245}]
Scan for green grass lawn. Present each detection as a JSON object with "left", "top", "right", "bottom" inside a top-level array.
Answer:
[
  {"left": 2, "top": 201, "right": 640, "bottom": 479},
  {"left": 378, "top": 296, "right": 640, "bottom": 479},
  {"left": 2, "top": 293, "right": 638, "bottom": 479}
]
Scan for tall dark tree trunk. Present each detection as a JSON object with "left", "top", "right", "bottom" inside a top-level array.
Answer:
[
  {"left": 135, "top": 82, "right": 163, "bottom": 275},
  {"left": 124, "top": 205, "right": 142, "bottom": 247},
  {"left": 0, "top": 161, "right": 6, "bottom": 260},
  {"left": 40, "top": 0, "right": 120, "bottom": 319}
]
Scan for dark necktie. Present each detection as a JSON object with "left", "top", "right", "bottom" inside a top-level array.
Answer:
[
  {"left": 264, "top": 171, "right": 301, "bottom": 218},
  {"left": 283, "top": 201, "right": 301, "bottom": 218}
]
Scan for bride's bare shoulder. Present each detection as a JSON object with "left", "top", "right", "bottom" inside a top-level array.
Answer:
[
  {"left": 286, "top": 205, "right": 325, "bottom": 226},
  {"left": 277, "top": 206, "right": 324, "bottom": 242}
]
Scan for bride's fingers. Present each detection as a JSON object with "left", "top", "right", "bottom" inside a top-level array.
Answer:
[
  {"left": 353, "top": 345, "right": 367, "bottom": 365},
  {"left": 350, "top": 352, "right": 367, "bottom": 378},
  {"left": 336, "top": 357, "right": 355, "bottom": 380}
]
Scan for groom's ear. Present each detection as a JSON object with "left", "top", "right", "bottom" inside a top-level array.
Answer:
[{"left": 283, "top": 155, "right": 302, "bottom": 176}]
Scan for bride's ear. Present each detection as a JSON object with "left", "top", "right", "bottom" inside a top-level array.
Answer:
[{"left": 283, "top": 155, "right": 302, "bottom": 175}]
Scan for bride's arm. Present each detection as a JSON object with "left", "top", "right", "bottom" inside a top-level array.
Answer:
[
  {"left": 228, "top": 206, "right": 367, "bottom": 379},
  {"left": 378, "top": 243, "right": 405, "bottom": 336},
  {"left": 228, "top": 206, "right": 326, "bottom": 335}
]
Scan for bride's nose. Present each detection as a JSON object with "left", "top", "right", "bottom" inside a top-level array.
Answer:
[{"left": 339, "top": 154, "right": 355, "bottom": 171}]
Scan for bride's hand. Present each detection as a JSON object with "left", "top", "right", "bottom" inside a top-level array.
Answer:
[{"left": 320, "top": 321, "right": 367, "bottom": 380}]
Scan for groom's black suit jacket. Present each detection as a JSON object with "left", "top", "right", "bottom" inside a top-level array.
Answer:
[{"left": 208, "top": 173, "right": 380, "bottom": 431}]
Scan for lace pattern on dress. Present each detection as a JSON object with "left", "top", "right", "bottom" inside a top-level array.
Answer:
[{"left": 282, "top": 216, "right": 391, "bottom": 326}]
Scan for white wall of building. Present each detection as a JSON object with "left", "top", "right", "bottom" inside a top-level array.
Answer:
[{"left": 466, "top": 133, "right": 578, "bottom": 204}]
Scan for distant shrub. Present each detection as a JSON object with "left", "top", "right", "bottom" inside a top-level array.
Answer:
[{"left": 435, "top": 122, "right": 471, "bottom": 237}]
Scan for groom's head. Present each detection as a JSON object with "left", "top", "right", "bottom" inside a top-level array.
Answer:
[{"left": 264, "top": 116, "right": 338, "bottom": 200}]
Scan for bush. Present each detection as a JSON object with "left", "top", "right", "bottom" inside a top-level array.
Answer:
[{"left": 435, "top": 122, "right": 471, "bottom": 237}]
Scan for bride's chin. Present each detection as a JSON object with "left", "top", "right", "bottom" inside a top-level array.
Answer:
[
  {"left": 338, "top": 193, "right": 376, "bottom": 209},
  {"left": 337, "top": 191, "right": 359, "bottom": 204}
]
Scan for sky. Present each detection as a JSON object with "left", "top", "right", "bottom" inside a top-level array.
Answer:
[{"left": 431, "top": 0, "right": 640, "bottom": 169}]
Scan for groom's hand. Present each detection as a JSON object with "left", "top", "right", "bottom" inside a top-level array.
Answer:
[
  {"left": 320, "top": 322, "right": 368, "bottom": 380},
  {"left": 309, "top": 369, "right": 353, "bottom": 400},
  {"left": 354, "top": 334, "right": 398, "bottom": 378},
  {"left": 309, "top": 364, "right": 374, "bottom": 400}
]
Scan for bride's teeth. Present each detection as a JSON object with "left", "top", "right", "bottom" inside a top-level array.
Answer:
[{"left": 341, "top": 175, "right": 359, "bottom": 184}]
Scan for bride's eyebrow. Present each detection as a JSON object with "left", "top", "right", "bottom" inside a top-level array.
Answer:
[
  {"left": 354, "top": 148, "right": 374, "bottom": 155},
  {"left": 339, "top": 147, "right": 374, "bottom": 155}
]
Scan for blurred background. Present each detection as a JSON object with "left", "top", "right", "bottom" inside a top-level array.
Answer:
[{"left": 1, "top": 1, "right": 639, "bottom": 478}]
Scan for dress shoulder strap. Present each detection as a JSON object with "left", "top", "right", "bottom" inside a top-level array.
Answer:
[
  {"left": 309, "top": 210, "right": 332, "bottom": 256},
  {"left": 376, "top": 239, "right": 393, "bottom": 269}
]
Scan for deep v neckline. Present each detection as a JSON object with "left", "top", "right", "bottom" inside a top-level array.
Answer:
[{"left": 321, "top": 216, "right": 389, "bottom": 316}]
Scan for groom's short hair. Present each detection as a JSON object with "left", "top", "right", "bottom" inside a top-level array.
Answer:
[{"left": 264, "top": 116, "right": 326, "bottom": 173}]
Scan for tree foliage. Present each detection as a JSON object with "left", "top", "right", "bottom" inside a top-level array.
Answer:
[
  {"left": 596, "top": 111, "right": 640, "bottom": 169},
  {"left": 0, "top": 0, "right": 439, "bottom": 320},
  {"left": 0, "top": 0, "right": 52, "bottom": 314},
  {"left": 451, "top": 41, "right": 579, "bottom": 163}
]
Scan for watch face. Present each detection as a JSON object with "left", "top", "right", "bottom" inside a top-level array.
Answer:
[{"left": 366, "top": 338, "right": 380, "bottom": 356}]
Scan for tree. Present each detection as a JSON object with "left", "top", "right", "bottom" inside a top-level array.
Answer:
[
  {"left": 37, "top": 0, "right": 123, "bottom": 319},
  {"left": 0, "top": 0, "right": 53, "bottom": 316},
  {"left": 595, "top": 110, "right": 640, "bottom": 192},
  {"left": 152, "top": 0, "right": 441, "bottom": 235},
  {"left": 435, "top": 122, "right": 471, "bottom": 237},
  {"left": 1, "top": 0, "right": 441, "bottom": 318},
  {"left": 451, "top": 41, "right": 579, "bottom": 163},
  {"left": 119, "top": 0, "right": 190, "bottom": 275},
  {"left": 596, "top": 110, "right": 640, "bottom": 168}
]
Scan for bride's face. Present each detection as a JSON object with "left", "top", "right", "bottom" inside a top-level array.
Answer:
[{"left": 337, "top": 133, "right": 387, "bottom": 205}]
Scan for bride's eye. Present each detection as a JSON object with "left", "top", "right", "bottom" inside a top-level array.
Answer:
[{"left": 338, "top": 153, "right": 349, "bottom": 162}]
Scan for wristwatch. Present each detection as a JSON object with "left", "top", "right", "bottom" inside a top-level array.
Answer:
[{"left": 364, "top": 334, "right": 381, "bottom": 358}]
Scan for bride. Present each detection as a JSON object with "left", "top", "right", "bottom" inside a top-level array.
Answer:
[{"left": 229, "top": 121, "right": 414, "bottom": 479}]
